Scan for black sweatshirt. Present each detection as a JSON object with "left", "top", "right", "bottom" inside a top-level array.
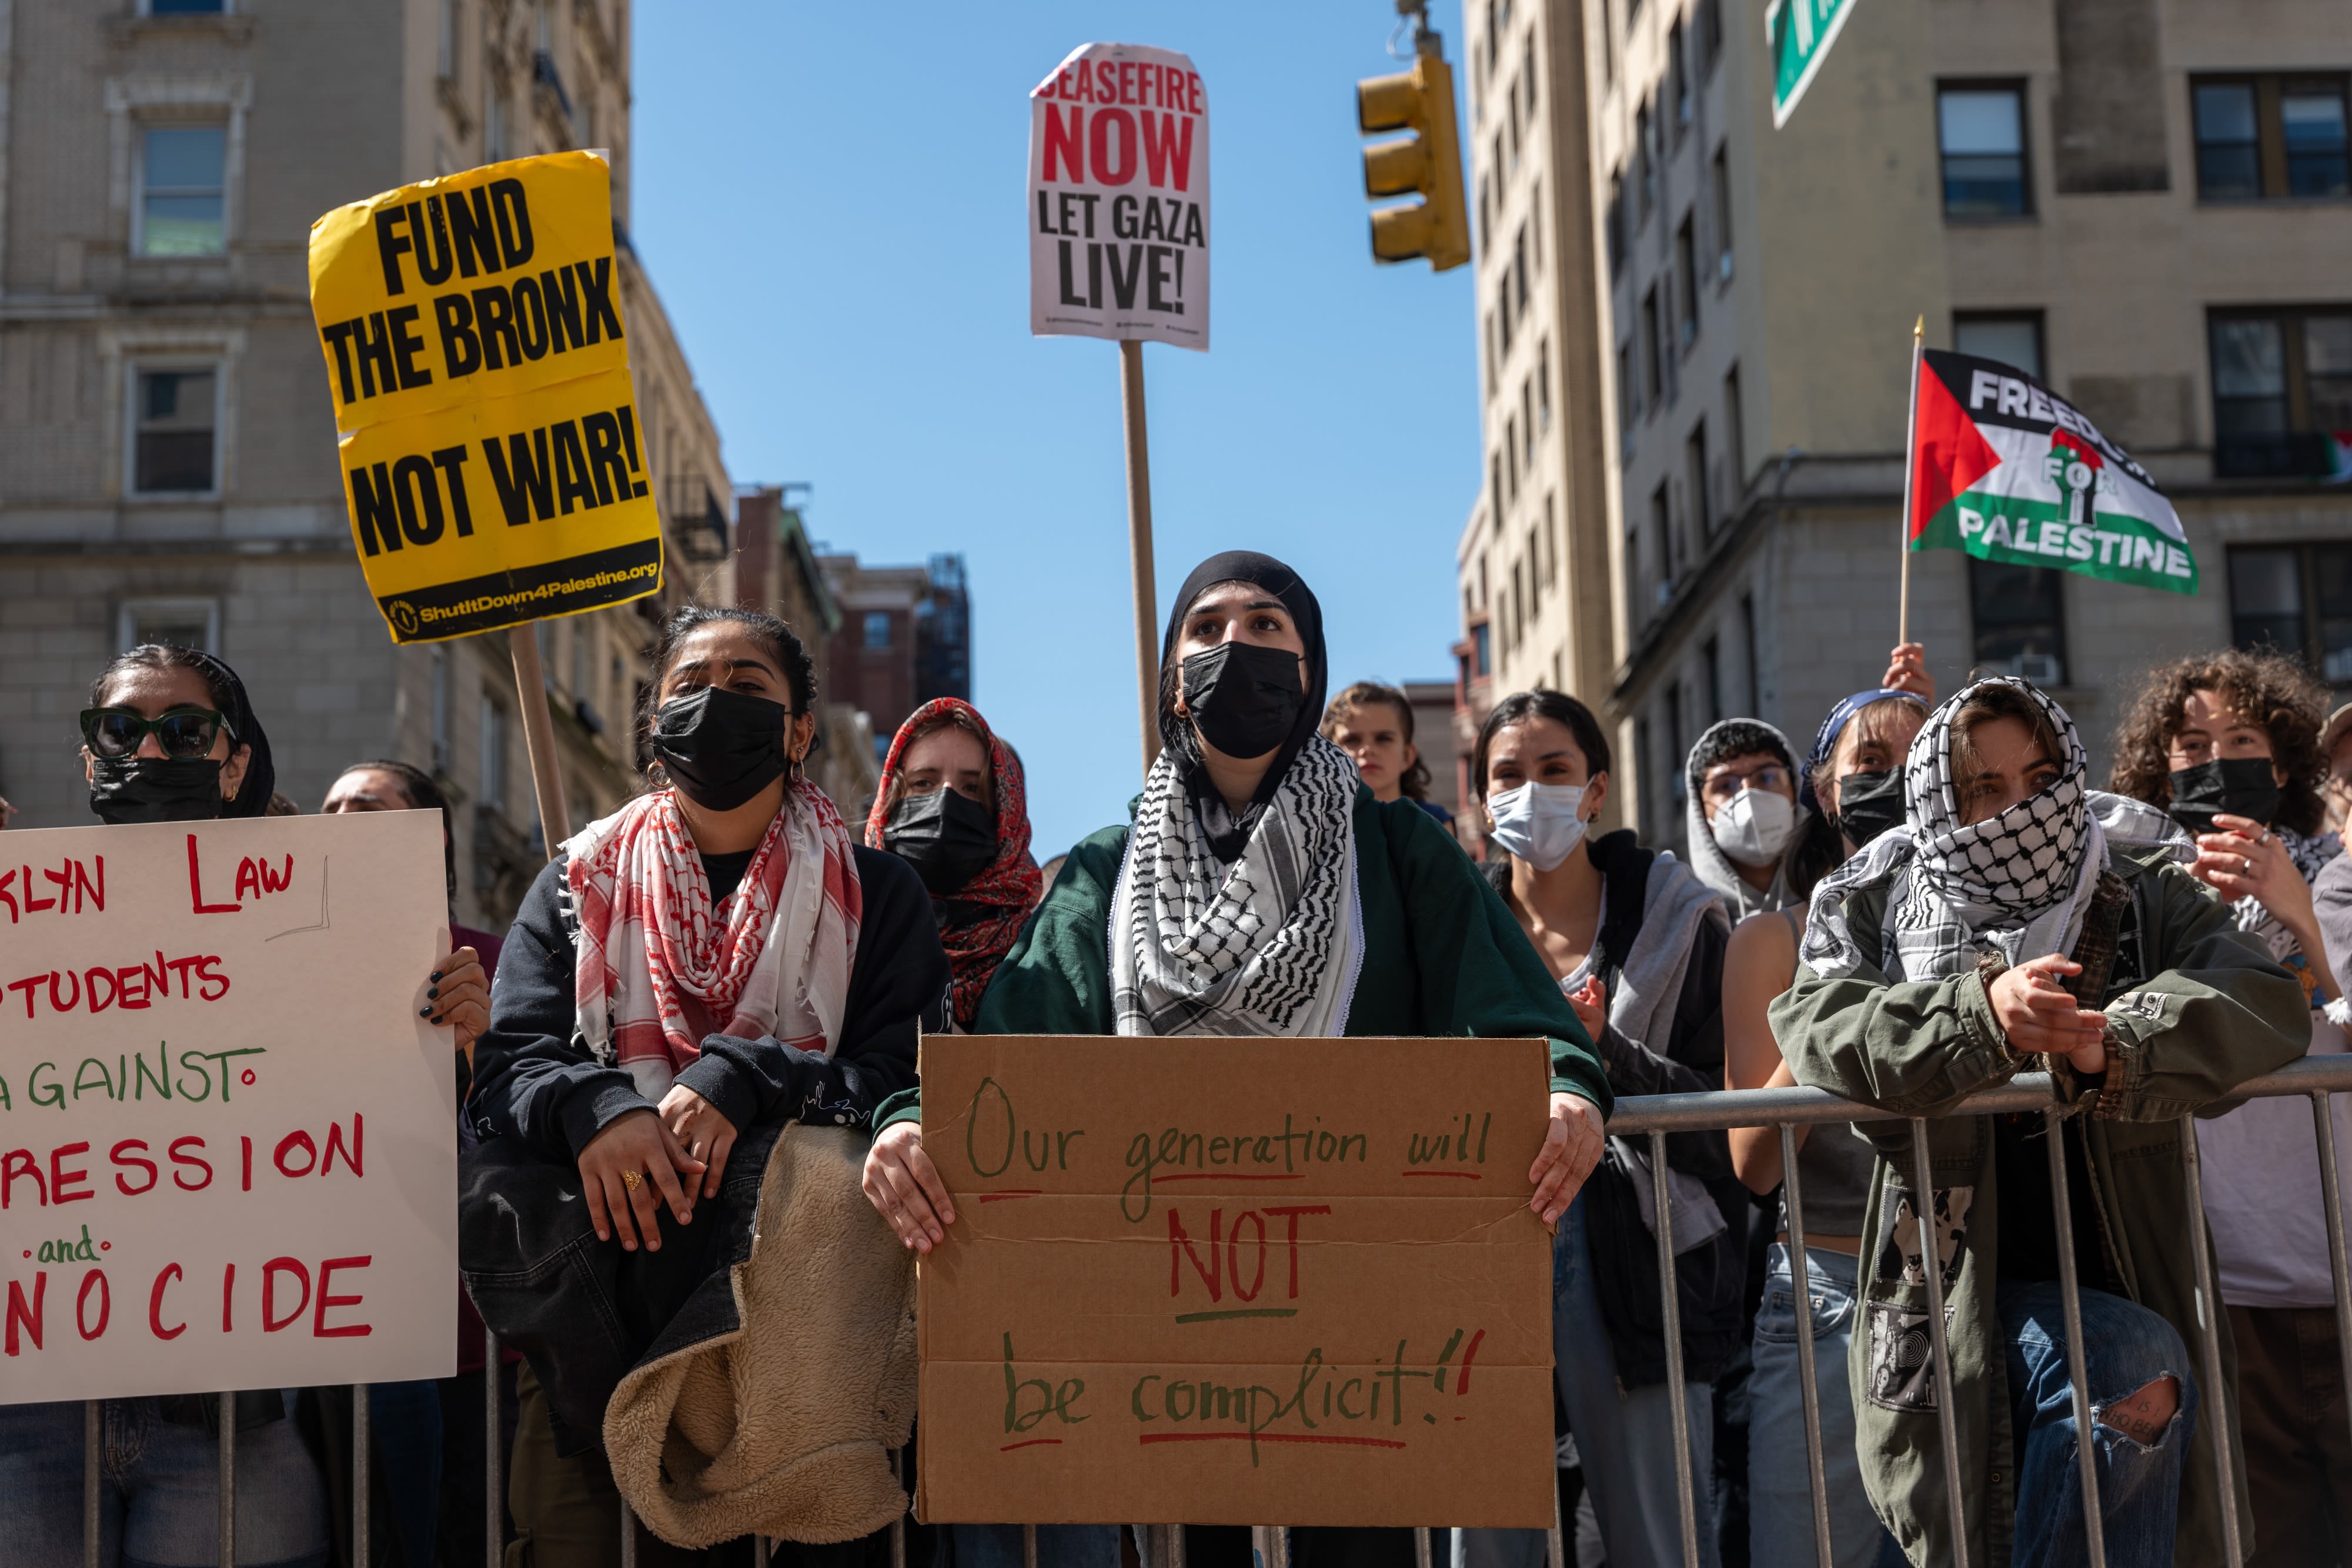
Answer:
[{"left": 468, "top": 844, "right": 951, "bottom": 1163}]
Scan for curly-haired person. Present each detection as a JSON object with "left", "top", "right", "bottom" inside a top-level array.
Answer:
[{"left": 2110, "top": 646, "right": 2351, "bottom": 1568}]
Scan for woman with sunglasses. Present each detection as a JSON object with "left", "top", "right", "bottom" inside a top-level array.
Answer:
[{"left": 3, "top": 644, "right": 338, "bottom": 1568}]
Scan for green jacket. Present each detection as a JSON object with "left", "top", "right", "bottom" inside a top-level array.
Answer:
[
  {"left": 1770, "top": 845, "right": 2307, "bottom": 1567},
  {"left": 874, "top": 787, "right": 1608, "bottom": 1131}
]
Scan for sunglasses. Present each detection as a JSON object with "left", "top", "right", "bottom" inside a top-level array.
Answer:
[{"left": 80, "top": 706, "right": 234, "bottom": 761}]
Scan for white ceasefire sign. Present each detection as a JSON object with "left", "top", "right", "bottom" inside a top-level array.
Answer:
[
  {"left": 0, "top": 811, "right": 456, "bottom": 1402},
  {"left": 1028, "top": 42, "right": 1210, "bottom": 352}
]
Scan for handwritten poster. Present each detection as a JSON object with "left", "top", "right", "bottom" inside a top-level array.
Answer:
[
  {"left": 0, "top": 812, "right": 457, "bottom": 1402},
  {"left": 916, "top": 1037, "right": 1555, "bottom": 1527}
]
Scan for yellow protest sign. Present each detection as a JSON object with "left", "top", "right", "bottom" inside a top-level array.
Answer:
[{"left": 309, "top": 151, "right": 662, "bottom": 643}]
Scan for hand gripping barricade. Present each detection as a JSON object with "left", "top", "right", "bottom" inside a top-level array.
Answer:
[{"left": 74, "top": 1053, "right": 2352, "bottom": 1568}]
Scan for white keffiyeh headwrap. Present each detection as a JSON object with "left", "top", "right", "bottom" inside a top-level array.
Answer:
[
  {"left": 1108, "top": 735, "right": 1364, "bottom": 1037},
  {"left": 1802, "top": 679, "right": 2107, "bottom": 982}
]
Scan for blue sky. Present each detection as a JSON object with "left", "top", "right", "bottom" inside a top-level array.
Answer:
[{"left": 632, "top": 1, "right": 1478, "bottom": 854}]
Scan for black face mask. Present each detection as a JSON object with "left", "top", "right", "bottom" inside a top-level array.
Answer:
[
  {"left": 652, "top": 686, "right": 789, "bottom": 812},
  {"left": 1830, "top": 768, "right": 1906, "bottom": 848},
  {"left": 886, "top": 785, "right": 1000, "bottom": 895},
  {"left": 1180, "top": 641, "right": 1306, "bottom": 760},
  {"left": 89, "top": 755, "right": 226, "bottom": 825},
  {"left": 2169, "top": 755, "right": 2281, "bottom": 833}
]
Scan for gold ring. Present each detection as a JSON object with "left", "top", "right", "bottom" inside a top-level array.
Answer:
[{"left": 621, "top": 1169, "right": 643, "bottom": 1192}]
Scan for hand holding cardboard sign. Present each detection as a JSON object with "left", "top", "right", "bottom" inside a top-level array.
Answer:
[
  {"left": 863, "top": 1121, "right": 956, "bottom": 1253},
  {"left": 579, "top": 1108, "right": 701, "bottom": 1252},
  {"left": 424, "top": 945, "right": 489, "bottom": 1059},
  {"left": 1528, "top": 1091, "right": 1604, "bottom": 1226}
]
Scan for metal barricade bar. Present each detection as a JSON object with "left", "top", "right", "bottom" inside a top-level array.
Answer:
[
  {"left": 218, "top": 1392, "right": 235, "bottom": 1568},
  {"left": 2040, "top": 1106, "right": 2107, "bottom": 1568},
  {"left": 1776, "top": 1125, "right": 1834, "bottom": 1568},
  {"left": 487, "top": 1326, "right": 505, "bottom": 1568},
  {"left": 1906, "top": 1120, "right": 1969, "bottom": 1568},
  {"left": 2179, "top": 1115, "right": 2244, "bottom": 1567},
  {"left": 84, "top": 1399, "right": 101, "bottom": 1568},
  {"left": 2313, "top": 1092, "right": 2352, "bottom": 1470},
  {"left": 1645, "top": 1129, "right": 1700, "bottom": 1568}
]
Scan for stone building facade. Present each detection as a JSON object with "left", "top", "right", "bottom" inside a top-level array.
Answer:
[
  {"left": 1457, "top": 0, "right": 2352, "bottom": 853},
  {"left": 0, "top": 0, "right": 747, "bottom": 929}
]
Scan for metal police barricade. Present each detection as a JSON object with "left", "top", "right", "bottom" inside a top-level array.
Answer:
[{"left": 76, "top": 1055, "right": 2352, "bottom": 1568}]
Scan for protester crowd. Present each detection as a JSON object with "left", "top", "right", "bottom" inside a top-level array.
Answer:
[{"left": 8, "top": 555, "right": 2352, "bottom": 1568}]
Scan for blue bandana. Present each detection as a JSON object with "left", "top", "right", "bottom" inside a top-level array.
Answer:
[{"left": 1799, "top": 688, "right": 1929, "bottom": 815}]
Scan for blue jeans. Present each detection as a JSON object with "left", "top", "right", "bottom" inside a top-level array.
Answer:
[
  {"left": 1747, "top": 1246, "right": 1903, "bottom": 1568},
  {"left": 0, "top": 1396, "right": 329, "bottom": 1568},
  {"left": 1455, "top": 1191, "right": 1717, "bottom": 1568},
  {"left": 1997, "top": 1279, "right": 2197, "bottom": 1568},
  {"left": 951, "top": 1524, "right": 1123, "bottom": 1568}
]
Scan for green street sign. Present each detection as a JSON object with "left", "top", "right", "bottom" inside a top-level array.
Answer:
[{"left": 1766, "top": 0, "right": 1860, "bottom": 128}]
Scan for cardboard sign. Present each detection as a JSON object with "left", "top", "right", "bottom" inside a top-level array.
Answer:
[
  {"left": 308, "top": 151, "right": 663, "bottom": 643},
  {"left": 1029, "top": 43, "right": 1210, "bottom": 352},
  {"left": 916, "top": 1037, "right": 1555, "bottom": 1528},
  {"left": 0, "top": 813, "right": 458, "bottom": 1402}
]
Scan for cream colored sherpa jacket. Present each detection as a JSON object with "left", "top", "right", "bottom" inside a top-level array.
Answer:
[{"left": 604, "top": 1124, "right": 918, "bottom": 1547}]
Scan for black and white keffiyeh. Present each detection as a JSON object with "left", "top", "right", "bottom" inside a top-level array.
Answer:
[
  {"left": 1108, "top": 734, "right": 1364, "bottom": 1037},
  {"left": 2231, "top": 825, "right": 2342, "bottom": 966},
  {"left": 1803, "top": 679, "right": 2106, "bottom": 982}
]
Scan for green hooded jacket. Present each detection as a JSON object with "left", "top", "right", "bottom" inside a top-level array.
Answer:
[
  {"left": 1770, "top": 844, "right": 2308, "bottom": 1567},
  {"left": 874, "top": 787, "right": 1608, "bottom": 1131}
]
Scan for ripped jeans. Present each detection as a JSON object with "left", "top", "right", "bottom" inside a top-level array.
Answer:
[{"left": 1997, "top": 1279, "right": 2197, "bottom": 1568}]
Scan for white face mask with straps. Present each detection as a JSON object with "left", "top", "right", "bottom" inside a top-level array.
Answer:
[
  {"left": 1710, "top": 788, "right": 1795, "bottom": 868},
  {"left": 1485, "top": 781, "right": 1590, "bottom": 871}
]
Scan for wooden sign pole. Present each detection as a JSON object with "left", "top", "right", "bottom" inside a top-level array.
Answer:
[
  {"left": 1120, "top": 339, "right": 1161, "bottom": 776},
  {"left": 508, "top": 622, "right": 572, "bottom": 859}
]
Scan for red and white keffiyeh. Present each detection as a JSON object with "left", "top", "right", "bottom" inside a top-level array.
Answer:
[{"left": 564, "top": 784, "right": 863, "bottom": 1101}]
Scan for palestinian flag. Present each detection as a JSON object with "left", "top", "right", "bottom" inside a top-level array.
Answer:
[{"left": 1908, "top": 348, "right": 2197, "bottom": 595}]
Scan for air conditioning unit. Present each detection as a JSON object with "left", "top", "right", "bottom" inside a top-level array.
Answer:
[{"left": 1990, "top": 653, "right": 2064, "bottom": 687}]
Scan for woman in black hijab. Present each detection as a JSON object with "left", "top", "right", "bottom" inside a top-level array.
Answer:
[
  {"left": 861, "top": 552, "right": 1611, "bottom": 1568},
  {"left": 81, "top": 643, "right": 277, "bottom": 822}
]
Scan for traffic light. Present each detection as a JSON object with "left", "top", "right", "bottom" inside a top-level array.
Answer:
[{"left": 1357, "top": 35, "right": 1469, "bottom": 272}]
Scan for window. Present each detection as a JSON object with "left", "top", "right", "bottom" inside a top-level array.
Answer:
[
  {"left": 1521, "top": 379, "right": 1535, "bottom": 466},
  {"left": 1606, "top": 172, "right": 1626, "bottom": 279},
  {"left": 1697, "top": 0, "right": 1723, "bottom": 74},
  {"left": 2194, "top": 76, "right": 2351, "bottom": 200},
  {"left": 2230, "top": 543, "right": 2352, "bottom": 681},
  {"left": 136, "top": 126, "right": 226, "bottom": 256},
  {"left": 480, "top": 698, "right": 509, "bottom": 811},
  {"left": 1723, "top": 365, "right": 1745, "bottom": 500},
  {"left": 1740, "top": 593, "right": 1759, "bottom": 712},
  {"left": 1472, "top": 621, "right": 1492, "bottom": 678},
  {"left": 1955, "top": 313, "right": 2046, "bottom": 379},
  {"left": 1703, "top": 636, "right": 1723, "bottom": 724},
  {"left": 147, "top": 0, "right": 227, "bottom": 13},
  {"left": 863, "top": 610, "right": 893, "bottom": 650},
  {"left": 1531, "top": 183, "right": 1544, "bottom": 273},
  {"left": 1712, "top": 145, "right": 1733, "bottom": 280},
  {"left": 131, "top": 368, "right": 217, "bottom": 494},
  {"left": 439, "top": 0, "right": 459, "bottom": 79},
  {"left": 1527, "top": 526, "right": 1542, "bottom": 611},
  {"left": 1514, "top": 226, "right": 1529, "bottom": 317},
  {"left": 1937, "top": 85, "right": 2030, "bottom": 218},
  {"left": 1538, "top": 337, "right": 1553, "bottom": 429},
  {"left": 1663, "top": 686, "right": 1685, "bottom": 811},
  {"left": 2209, "top": 308, "right": 2352, "bottom": 477},
  {"left": 1508, "top": 72, "right": 1523, "bottom": 169},
  {"left": 1485, "top": 312, "right": 1499, "bottom": 396},
  {"left": 1675, "top": 215, "right": 1699, "bottom": 348},
  {"left": 1651, "top": 482, "right": 1673, "bottom": 604},
  {"left": 118, "top": 598, "right": 219, "bottom": 654},
  {"left": 1544, "top": 492, "right": 1559, "bottom": 584},
  {"left": 1633, "top": 718, "right": 1653, "bottom": 829},
  {"left": 1635, "top": 100, "right": 1656, "bottom": 222},
  {"left": 1524, "top": 35, "right": 1538, "bottom": 118},
  {"left": 1491, "top": 450, "right": 1505, "bottom": 519},
  {"left": 1687, "top": 420, "right": 1712, "bottom": 536},
  {"left": 431, "top": 646, "right": 452, "bottom": 774},
  {"left": 1506, "top": 416, "right": 1520, "bottom": 502},
  {"left": 1618, "top": 340, "right": 1638, "bottom": 438},
  {"left": 1641, "top": 288, "right": 1662, "bottom": 414},
  {"left": 486, "top": 75, "right": 508, "bottom": 162},
  {"left": 1477, "top": 173, "right": 1491, "bottom": 255},
  {"left": 1969, "top": 559, "right": 2068, "bottom": 685},
  {"left": 1669, "top": 19, "right": 1690, "bottom": 135}
]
